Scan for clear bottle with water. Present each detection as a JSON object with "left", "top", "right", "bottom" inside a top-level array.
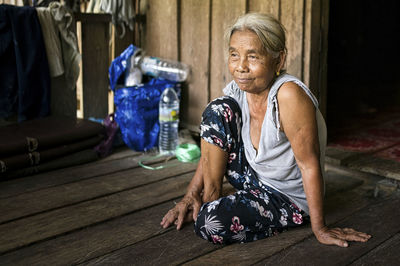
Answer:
[
  {"left": 159, "top": 87, "right": 179, "bottom": 155},
  {"left": 139, "top": 56, "right": 190, "bottom": 82}
]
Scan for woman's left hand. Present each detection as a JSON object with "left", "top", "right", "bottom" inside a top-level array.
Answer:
[{"left": 314, "top": 226, "right": 372, "bottom": 247}]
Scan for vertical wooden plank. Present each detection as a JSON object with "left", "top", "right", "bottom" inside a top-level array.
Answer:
[
  {"left": 78, "top": 14, "right": 111, "bottom": 119},
  {"left": 303, "top": 0, "right": 316, "bottom": 89},
  {"left": 303, "top": 0, "right": 329, "bottom": 118},
  {"left": 114, "top": 29, "right": 135, "bottom": 59},
  {"left": 280, "top": 0, "right": 304, "bottom": 80},
  {"left": 50, "top": 75, "right": 77, "bottom": 118},
  {"left": 137, "top": 0, "right": 147, "bottom": 48},
  {"left": 319, "top": 0, "right": 329, "bottom": 118},
  {"left": 209, "top": 0, "right": 247, "bottom": 101},
  {"left": 248, "top": 0, "right": 280, "bottom": 16},
  {"left": 180, "top": 0, "right": 211, "bottom": 130},
  {"left": 144, "top": 0, "right": 178, "bottom": 60}
]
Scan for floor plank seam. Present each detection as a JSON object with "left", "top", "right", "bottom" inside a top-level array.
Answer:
[
  {"left": 325, "top": 163, "right": 384, "bottom": 184},
  {"left": 248, "top": 192, "right": 397, "bottom": 265},
  {"left": 0, "top": 153, "right": 166, "bottom": 200},
  {"left": 0, "top": 195, "right": 187, "bottom": 257},
  {"left": 345, "top": 229, "right": 400, "bottom": 265},
  {"left": 77, "top": 227, "right": 177, "bottom": 265},
  {"left": 0, "top": 165, "right": 141, "bottom": 200},
  {"left": 249, "top": 234, "right": 312, "bottom": 266},
  {"left": 0, "top": 170, "right": 195, "bottom": 226},
  {"left": 178, "top": 245, "right": 225, "bottom": 265},
  {"left": 0, "top": 158, "right": 194, "bottom": 202}
]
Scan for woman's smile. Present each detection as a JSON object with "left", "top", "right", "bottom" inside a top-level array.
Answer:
[{"left": 236, "top": 78, "right": 253, "bottom": 83}]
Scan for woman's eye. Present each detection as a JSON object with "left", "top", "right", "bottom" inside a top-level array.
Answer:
[
  {"left": 230, "top": 53, "right": 239, "bottom": 59},
  {"left": 248, "top": 55, "right": 257, "bottom": 60}
]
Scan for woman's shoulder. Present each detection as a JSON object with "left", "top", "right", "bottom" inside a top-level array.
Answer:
[
  {"left": 277, "top": 81, "right": 308, "bottom": 102},
  {"left": 272, "top": 74, "right": 319, "bottom": 108}
]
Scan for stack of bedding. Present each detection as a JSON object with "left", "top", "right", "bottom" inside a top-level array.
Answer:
[{"left": 0, "top": 116, "right": 105, "bottom": 179}]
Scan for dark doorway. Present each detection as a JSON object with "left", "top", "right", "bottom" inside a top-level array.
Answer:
[{"left": 327, "top": 0, "right": 400, "bottom": 141}]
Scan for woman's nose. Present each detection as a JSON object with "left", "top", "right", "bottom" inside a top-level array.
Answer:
[{"left": 237, "top": 58, "right": 249, "bottom": 72}]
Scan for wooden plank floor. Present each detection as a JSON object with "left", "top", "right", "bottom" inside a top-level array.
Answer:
[{"left": 0, "top": 148, "right": 399, "bottom": 265}]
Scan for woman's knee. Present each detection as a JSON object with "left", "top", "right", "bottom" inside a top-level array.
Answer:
[
  {"left": 200, "top": 96, "right": 242, "bottom": 152},
  {"left": 194, "top": 200, "right": 229, "bottom": 244},
  {"left": 201, "top": 96, "right": 241, "bottom": 123}
]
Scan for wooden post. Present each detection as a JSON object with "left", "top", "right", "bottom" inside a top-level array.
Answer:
[
  {"left": 180, "top": 0, "right": 211, "bottom": 130},
  {"left": 304, "top": 0, "right": 329, "bottom": 118},
  {"left": 75, "top": 13, "right": 111, "bottom": 119}
]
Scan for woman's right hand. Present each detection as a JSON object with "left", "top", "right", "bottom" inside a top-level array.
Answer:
[{"left": 160, "top": 191, "right": 202, "bottom": 230}]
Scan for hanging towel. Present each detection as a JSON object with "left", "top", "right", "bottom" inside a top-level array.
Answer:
[{"left": 0, "top": 4, "right": 50, "bottom": 121}]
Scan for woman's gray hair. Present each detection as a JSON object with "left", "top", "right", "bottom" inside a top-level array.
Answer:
[{"left": 225, "top": 13, "right": 287, "bottom": 59}]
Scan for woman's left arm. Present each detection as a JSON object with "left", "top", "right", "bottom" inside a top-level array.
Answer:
[{"left": 278, "top": 82, "right": 371, "bottom": 247}]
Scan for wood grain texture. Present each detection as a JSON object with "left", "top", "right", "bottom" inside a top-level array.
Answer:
[
  {"left": 113, "top": 28, "right": 135, "bottom": 60},
  {"left": 302, "top": 0, "right": 329, "bottom": 119},
  {"left": 248, "top": 0, "right": 280, "bottom": 16},
  {"left": 0, "top": 184, "right": 234, "bottom": 265},
  {"left": 347, "top": 155, "right": 400, "bottom": 181},
  {"left": 318, "top": 0, "right": 329, "bottom": 118},
  {"left": 180, "top": 0, "right": 211, "bottom": 129},
  {"left": 50, "top": 75, "right": 77, "bottom": 118},
  {"left": 0, "top": 152, "right": 143, "bottom": 199},
  {"left": 0, "top": 201, "right": 177, "bottom": 265},
  {"left": 209, "top": 0, "right": 247, "bottom": 101},
  {"left": 77, "top": 183, "right": 235, "bottom": 265},
  {"left": 80, "top": 15, "right": 111, "bottom": 118},
  {"left": 144, "top": 0, "right": 178, "bottom": 60},
  {"left": 84, "top": 223, "right": 221, "bottom": 265},
  {"left": 303, "top": 0, "right": 320, "bottom": 90},
  {"left": 0, "top": 160, "right": 197, "bottom": 223},
  {"left": 255, "top": 198, "right": 400, "bottom": 265},
  {"left": 139, "top": 0, "right": 328, "bottom": 129},
  {"left": 0, "top": 172, "right": 193, "bottom": 253},
  {"left": 280, "top": 0, "right": 304, "bottom": 80},
  {"left": 351, "top": 232, "right": 400, "bottom": 266}
]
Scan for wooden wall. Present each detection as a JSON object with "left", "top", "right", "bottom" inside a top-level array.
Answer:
[
  {"left": 142, "top": 0, "right": 329, "bottom": 131},
  {"left": 1, "top": 0, "right": 328, "bottom": 130}
]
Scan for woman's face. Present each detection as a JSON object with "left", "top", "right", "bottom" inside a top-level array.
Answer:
[{"left": 228, "top": 30, "right": 278, "bottom": 94}]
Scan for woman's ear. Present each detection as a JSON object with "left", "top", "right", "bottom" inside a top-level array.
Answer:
[{"left": 277, "top": 51, "right": 286, "bottom": 72}]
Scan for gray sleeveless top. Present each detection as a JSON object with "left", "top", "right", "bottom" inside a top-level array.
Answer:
[{"left": 223, "top": 73, "right": 327, "bottom": 214}]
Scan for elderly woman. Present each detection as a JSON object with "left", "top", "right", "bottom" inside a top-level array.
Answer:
[{"left": 161, "top": 13, "right": 371, "bottom": 247}]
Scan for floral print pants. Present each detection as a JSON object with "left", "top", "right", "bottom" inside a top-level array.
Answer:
[{"left": 194, "top": 96, "right": 305, "bottom": 244}]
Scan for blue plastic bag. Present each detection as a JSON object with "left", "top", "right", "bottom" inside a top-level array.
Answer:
[{"left": 109, "top": 45, "right": 179, "bottom": 151}]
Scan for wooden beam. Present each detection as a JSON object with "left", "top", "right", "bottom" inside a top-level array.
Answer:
[
  {"left": 180, "top": 0, "right": 211, "bottom": 130},
  {"left": 76, "top": 13, "right": 111, "bottom": 119}
]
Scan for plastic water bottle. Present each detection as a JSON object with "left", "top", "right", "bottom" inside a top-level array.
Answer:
[
  {"left": 159, "top": 87, "right": 179, "bottom": 155},
  {"left": 138, "top": 56, "right": 190, "bottom": 82}
]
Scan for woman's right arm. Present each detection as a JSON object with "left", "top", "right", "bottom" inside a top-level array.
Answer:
[{"left": 160, "top": 157, "right": 204, "bottom": 230}]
